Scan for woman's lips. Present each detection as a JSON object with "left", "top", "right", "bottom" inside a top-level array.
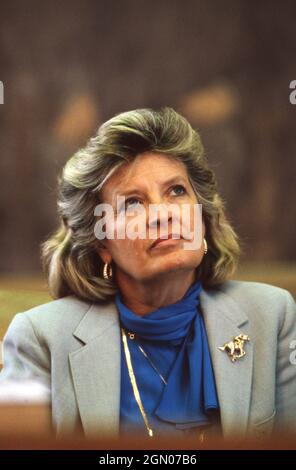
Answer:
[{"left": 150, "top": 234, "right": 183, "bottom": 249}]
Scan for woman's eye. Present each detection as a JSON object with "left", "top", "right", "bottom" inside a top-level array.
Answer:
[
  {"left": 170, "top": 185, "right": 186, "bottom": 196},
  {"left": 125, "top": 197, "right": 142, "bottom": 209}
]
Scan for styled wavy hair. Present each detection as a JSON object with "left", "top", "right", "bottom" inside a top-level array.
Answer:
[{"left": 41, "top": 107, "right": 240, "bottom": 303}]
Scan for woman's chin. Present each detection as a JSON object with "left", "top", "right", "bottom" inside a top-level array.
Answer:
[{"left": 147, "top": 255, "right": 197, "bottom": 278}]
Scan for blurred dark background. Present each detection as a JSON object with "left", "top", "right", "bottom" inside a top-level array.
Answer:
[{"left": 0, "top": 0, "right": 295, "bottom": 312}]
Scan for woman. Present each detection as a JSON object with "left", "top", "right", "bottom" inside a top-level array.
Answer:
[{"left": 1, "top": 107, "right": 295, "bottom": 442}]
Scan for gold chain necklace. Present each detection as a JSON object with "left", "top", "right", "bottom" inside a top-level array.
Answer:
[
  {"left": 121, "top": 327, "right": 206, "bottom": 443},
  {"left": 121, "top": 327, "right": 154, "bottom": 437},
  {"left": 127, "top": 331, "right": 167, "bottom": 385}
]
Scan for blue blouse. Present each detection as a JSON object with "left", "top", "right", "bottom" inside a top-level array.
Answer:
[{"left": 115, "top": 281, "right": 219, "bottom": 438}]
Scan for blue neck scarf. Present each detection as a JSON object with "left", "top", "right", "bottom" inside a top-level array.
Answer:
[{"left": 115, "top": 281, "right": 219, "bottom": 432}]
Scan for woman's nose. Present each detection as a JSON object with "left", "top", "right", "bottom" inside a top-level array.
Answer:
[{"left": 147, "top": 203, "right": 173, "bottom": 230}]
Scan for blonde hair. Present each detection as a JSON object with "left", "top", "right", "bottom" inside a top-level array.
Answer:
[{"left": 41, "top": 107, "right": 240, "bottom": 302}]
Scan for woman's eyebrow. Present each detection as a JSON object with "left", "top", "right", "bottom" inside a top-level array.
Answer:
[{"left": 115, "top": 176, "right": 189, "bottom": 197}]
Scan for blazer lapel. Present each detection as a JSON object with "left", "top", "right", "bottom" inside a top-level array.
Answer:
[
  {"left": 69, "top": 302, "right": 121, "bottom": 437},
  {"left": 200, "top": 288, "right": 253, "bottom": 438}
]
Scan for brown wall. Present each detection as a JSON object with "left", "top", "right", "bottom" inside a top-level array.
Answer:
[{"left": 0, "top": 0, "right": 296, "bottom": 273}]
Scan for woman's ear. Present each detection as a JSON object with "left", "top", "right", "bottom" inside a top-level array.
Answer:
[
  {"left": 201, "top": 219, "right": 206, "bottom": 239},
  {"left": 95, "top": 241, "right": 112, "bottom": 265}
]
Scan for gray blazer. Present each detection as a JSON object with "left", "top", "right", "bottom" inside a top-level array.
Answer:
[{"left": 1, "top": 280, "right": 296, "bottom": 439}]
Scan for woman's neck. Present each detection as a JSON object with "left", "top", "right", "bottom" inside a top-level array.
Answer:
[{"left": 115, "top": 270, "right": 197, "bottom": 317}]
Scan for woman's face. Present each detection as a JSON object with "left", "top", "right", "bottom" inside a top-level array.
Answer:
[{"left": 96, "top": 152, "right": 205, "bottom": 283}]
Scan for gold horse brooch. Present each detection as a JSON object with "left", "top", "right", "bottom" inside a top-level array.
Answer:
[{"left": 219, "top": 334, "right": 250, "bottom": 362}]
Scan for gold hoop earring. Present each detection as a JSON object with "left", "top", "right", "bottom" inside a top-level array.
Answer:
[
  {"left": 203, "top": 238, "right": 208, "bottom": 255},
  {"left": 103, "top": 262, "right": 113, "bottom": 280}
]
